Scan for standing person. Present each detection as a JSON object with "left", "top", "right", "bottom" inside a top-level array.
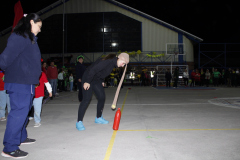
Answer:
[
  {"left": 0, "top": 13, "right": 42, "bottom": 158},
  {"left": 76, "top": 53, "right": 129, "bottom": 131},
  {"left": 190, "top": 69, "right": 196, "bottom": 87},
  {"left": 47, "top": 61, "right": 58, "bottom": 99},
  {"left": 231, "top": 69, "right": 237, "bottom": 87},
  {"left": 75, "top": 55, "right": 86, "bottom": 102},
  {"left": 57, "top": 68, "right": 65, "bottom": 92},
  {"left": 213, "top": 69, "right": 221, "bottom": 87},
  {"left": 141, "top": 70, "right": 145, "bottom": 86},
  {"left": 183, "top": 69, "right": 189, "bottom": 87},
  {"left": 165, "top": 69, "right": 172, "bottom": 87},
  {"left": 152, "top": 69, "right": 157, "bottom": 87},
  {"left": 41, "top": 61, "right": 48, "bottom": 97},
  {"left": 226, "top": 68, "right": 232, "bottom": 87},
  {"left": 0, "top": 70, "right": 11, "bottom": 121},
  {"left": 32, "top": 71, "right": 52, "bottom": 127},
  {"left": 146, "top": 72, "right": 151, "bottom": 86},
  {"left": 69, "top": 73, "right": 74, "bottom": 92},
  {"left": 205, "top": 69, "right": 211, "bottom": 87},
  {"left": 42, "top": 61, "right": 47, "bottom": 74},
  {"left": 220, "top": 69, "right": 226, "bottom": 86},
  {"left": 236, "top": 68, "right": 239, "bottom": 87},
  {"left": 200, "top": 68, "right": 205, "bottom": 86},
  {"left": 173, "top": 67, "right": 179, "bottom": 88},
  {"left": 110, "top": 71, "right": 115, "bottom": 87},
  {"left": 195, "top": 69, "right": 201, "bottom": 86}
]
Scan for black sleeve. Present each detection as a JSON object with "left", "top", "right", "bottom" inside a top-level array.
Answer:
[
  {"left": 85, "top": 60, "right": 109, "bottom": 83},
  {"left": 79, "top": 65, "right": 86, "bottom": 79},
  {"left": 76, "top": 64, "right": 80, "bottom": 80}
]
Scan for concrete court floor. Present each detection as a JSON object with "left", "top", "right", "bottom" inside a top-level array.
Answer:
[{"left": 0, "top": 86, "right": 240, "bottom": 160}]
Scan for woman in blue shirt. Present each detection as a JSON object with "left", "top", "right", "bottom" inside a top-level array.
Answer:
[{"left": 0, "top": 13, "right": 42, "bottom": 159}]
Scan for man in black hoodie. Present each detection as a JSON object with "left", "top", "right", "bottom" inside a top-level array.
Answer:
[
  {"left": 173, "top": 67, "right": 179, "bottom": 88},
  {"left": 75, "top": 55, "right": 86, "bottom": 102},
  {"left": 165, "top": 69, "right": 172, "bottom": 87}
]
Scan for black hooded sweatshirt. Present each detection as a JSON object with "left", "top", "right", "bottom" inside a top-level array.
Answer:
[
  {"left": 83, "top": 57, "right": 118, "bottom": 84},
  {"left": 75, "top": 62, "right": 86, "bottom": 80}
]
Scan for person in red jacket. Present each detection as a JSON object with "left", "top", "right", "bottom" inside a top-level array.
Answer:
[
  {"left": 46, "top": 61, "right": 58, "bottom": 99},
  {"left": 42, "top": 61, "right": 47, "bottom": 74},
  {"left": 190, "top": 69, "right": 196, "bottom": 87},
  {"left": 31, "top": 72, "right": 52, "bottom": 127},
  {"left": 0, "top": 70, "right": 11, "bottom": 121},
  {"left": 194, "top": 69, "right": 201, "bottom": 86}
]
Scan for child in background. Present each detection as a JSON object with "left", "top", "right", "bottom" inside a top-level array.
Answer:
[
  {"left": 32, "top": 71, "right": 52, "bottom": 127},
  {"left": 69, "top": 73, "right": 74, "bottom": 92},
  {"left": 58, "top": 69, "right": 65, "bottom": 92},
  {"left": 0, "top": 70, "right": 11, "bottom": 121}
]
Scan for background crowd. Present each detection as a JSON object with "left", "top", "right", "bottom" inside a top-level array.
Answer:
[{"left": 184, "top": 68, "right": 240, "bottom": 88}]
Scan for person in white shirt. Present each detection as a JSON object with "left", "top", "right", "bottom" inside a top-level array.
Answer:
[
  {"left": 69, "top": 73, "right": 74, "bottom": 92},
  {"left": 58, "top": 69, "right": 65, "bottom": 92},
  {"left": 183, "top": 69, "right": 189, "bottom": 87}
]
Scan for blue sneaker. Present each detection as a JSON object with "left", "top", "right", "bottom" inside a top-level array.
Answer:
[
  {"left": 76, "top": 121, "right": 85, "bottom": 131},
  {"left": 95, "top": 116, "right": 109, "bottom": 124}
]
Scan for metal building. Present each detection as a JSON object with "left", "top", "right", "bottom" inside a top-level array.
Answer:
[{"left": 0, "top": 0, "right": 203, "bottom": 68}]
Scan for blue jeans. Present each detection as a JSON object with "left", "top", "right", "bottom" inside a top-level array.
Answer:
[
  {"left": 0, "top": 90, "right": 11, "bottom": 118},
  {"left": 70, "top": 82, "right": 73, "bottom": 91},
  {"left": 110, "top": 78, "right": 114, "bottom": 86},
  {"left": 33, "top": 96, "right": 43, "bottom": 123},
  {"left": 3, "top": 86, "right": 34, "bottom": 152},
  {"left": 48, "top": 79, "right": 57, "bottom": 96}
]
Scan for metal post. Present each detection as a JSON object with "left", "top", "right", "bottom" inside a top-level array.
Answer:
[
  {"left": 103, "top": 13, "right": 104, "bottom": 54},
  {"left": 198, "top": 43, "right": 200, "bottom": 68},
  {"left": 62, "top": 0, "right": 65, "bottom": 67},
  {"left": 224, "top": 44, "right": 226, "bottom": 69}
]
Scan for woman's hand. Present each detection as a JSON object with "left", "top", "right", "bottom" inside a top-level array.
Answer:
[
  {"left": 49, "top": 92, "right": 52, "bottom": 97},
  {"left": 83, "top": 83, "right": 90, "bottom": 90},
  {"left": 102, "top": 82, "right": 105, "bottom": 87}
]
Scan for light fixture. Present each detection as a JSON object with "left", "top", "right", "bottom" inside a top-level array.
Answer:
[
  {"left": 111, "top": 43, "right": 117, "bottom": 47},
  {"left": 102, "top": 28, "right": 107, "bottom": 32}
]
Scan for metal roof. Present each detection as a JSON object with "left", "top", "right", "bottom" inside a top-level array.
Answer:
[{"left": 105, "top": 0, "right": 203, "bottom": 42}]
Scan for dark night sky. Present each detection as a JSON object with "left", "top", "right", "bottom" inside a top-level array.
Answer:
[{"left": 1, "top": 0, "right": 240, "bottom": 43}]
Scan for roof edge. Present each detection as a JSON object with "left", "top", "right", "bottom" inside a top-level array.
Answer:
[
  {"left": 105, "top": 0, "right": 203, "bottom": 43},
  {"left": 0, "top": 0, "right": 69, "bottom": 37}
]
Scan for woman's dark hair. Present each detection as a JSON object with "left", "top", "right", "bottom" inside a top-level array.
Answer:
[
  {"left": 13, "top": 13, "right": 42, "bottom": 43},
  {"left": 102, "top": 54, "right": 116, "bottom": 60}
]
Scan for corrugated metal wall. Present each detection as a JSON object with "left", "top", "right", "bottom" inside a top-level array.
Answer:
[
  {"left": 183, "top": 35, "right": 194, "bottom": 61},
  {"left": 41, "top": 0, "right": 191, "bottom": 54}
]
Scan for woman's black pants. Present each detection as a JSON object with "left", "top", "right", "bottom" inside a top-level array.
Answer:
[
  {"left": 77, "top": 81, "right": 83, "bottom": 101},
  {"left": 77, "top": 80, "right": 105, "bottom": 122}
]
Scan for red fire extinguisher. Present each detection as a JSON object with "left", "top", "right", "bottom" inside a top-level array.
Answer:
[{"left": 113, "top": 108, "right": 121, "bottom": 130}]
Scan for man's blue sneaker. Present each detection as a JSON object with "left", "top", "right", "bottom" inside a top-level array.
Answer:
[
  {"left": 95, "top": 116, "right": 109, "bottom": 124},
  {"left": 76, "top": 121, "right": 85, "bottom": 131}
]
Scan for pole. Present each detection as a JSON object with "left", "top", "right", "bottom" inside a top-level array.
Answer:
[
  {"left": 171, "top": 55, "right": 173, "bottom": 75},
  {"left": 103, "top": 13, "right": 104, "bottom": 54},
  {"left": 198, "top": 43, "right": 200, "bottom": 68},
  {"left": 62, "top": 0, "right": 65, "bottom": 67}
]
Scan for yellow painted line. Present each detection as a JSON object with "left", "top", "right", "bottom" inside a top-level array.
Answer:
[
  {"left": 104, "top": 89, "right": 129, "bottom": 160},
  {"left": 118, "top": 128, "right": 240, "bottom": 132},
  {"left": 104, "top": 130, "right": 117, "bottom": 160},
  {"left": 120, "top": 89, "right": 129, "bottom": 112}
]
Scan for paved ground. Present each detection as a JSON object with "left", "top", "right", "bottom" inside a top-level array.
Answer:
[{"left": 0, "top": 86, "right": 240, "bottom": 160}]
